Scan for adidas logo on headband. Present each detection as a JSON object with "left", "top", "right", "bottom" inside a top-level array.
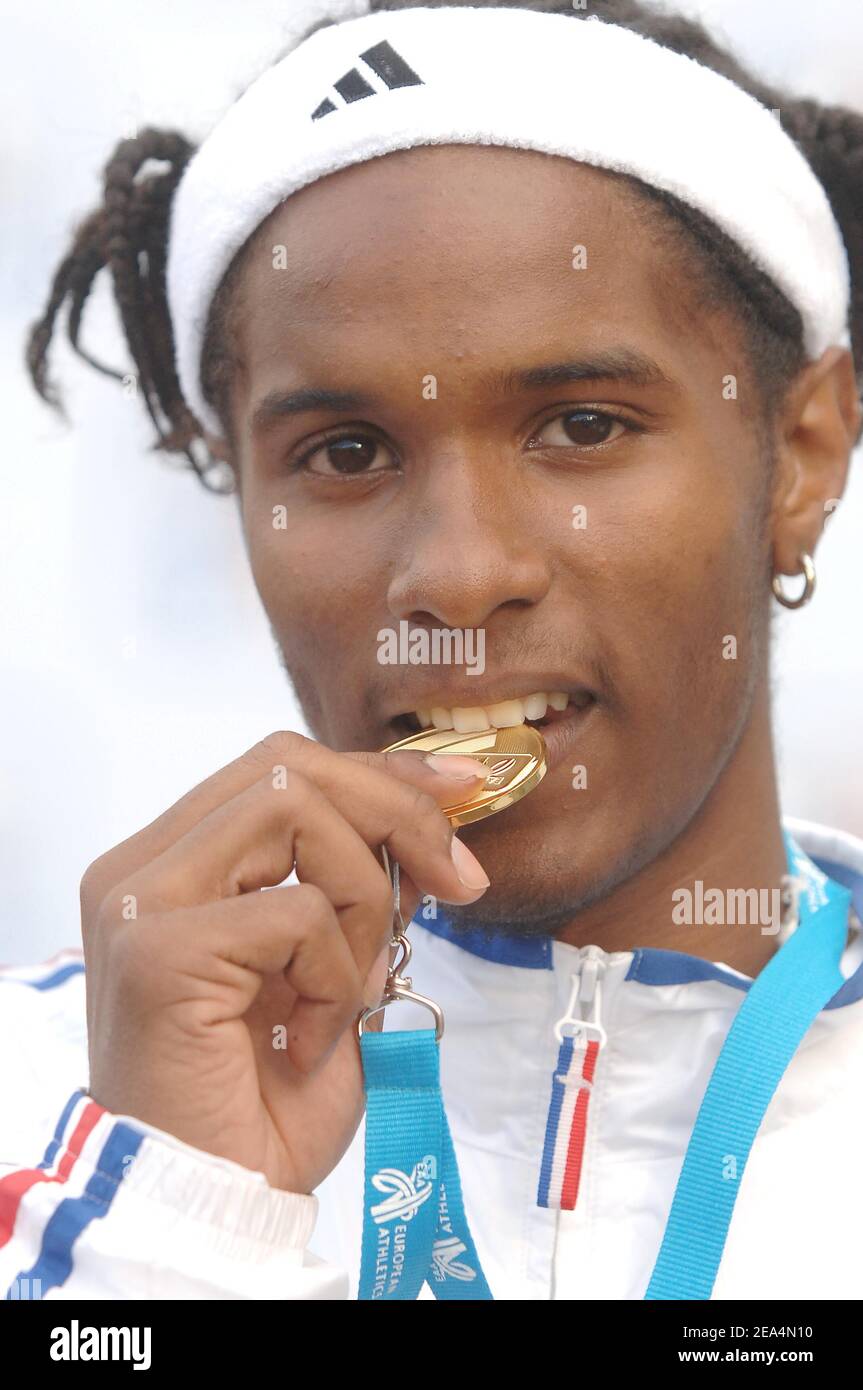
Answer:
[
  {"left": 311, "top": 39, "right": 424, "bottom": 120},
  {"left": 167, "top": 5, "right": 851, "bottom": 437}
]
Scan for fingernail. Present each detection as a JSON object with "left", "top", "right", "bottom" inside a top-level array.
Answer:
[
  {"left": 450, "top": 835, "right": 490, "bottom": 891},
  {"left": 424, "top": 753, "right": 489, "bottom": 781}
]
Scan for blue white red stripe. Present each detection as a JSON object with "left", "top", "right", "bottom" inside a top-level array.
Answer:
[
  {"left": 1, "top": 1087, "right": 142, "bottom": 1299},
  {"left": 0, "top": 1090, "right": 98, "bottom": 1252},
  {"left": 0, "top": 949, "right": 85, "bottom": 991},
  {"left": 537, "top": 1034, "right": 601, "bottom": 1209}
]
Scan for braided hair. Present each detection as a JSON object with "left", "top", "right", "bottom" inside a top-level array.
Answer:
[{"left": 25, "top": 0, "right": 863, "bottom": 493}]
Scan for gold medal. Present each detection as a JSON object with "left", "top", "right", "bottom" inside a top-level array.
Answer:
[
  {"left": 381, "top": 724, "right": 548, "bottom": 826},
  {"left": 360, "top": 725, "right": 547, "bottom": 1039}
]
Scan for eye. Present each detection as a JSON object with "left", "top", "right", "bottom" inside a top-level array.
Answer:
[
  {"left": 293, "top": 429, "right": 398, "bottom": 477},
  {"left": 527, "top": 407, "right": 635, "bottom": 452}
]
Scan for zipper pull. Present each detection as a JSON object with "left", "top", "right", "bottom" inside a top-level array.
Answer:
[{"left": 554, "top": 946, "right": 607, "bottom": 1047}]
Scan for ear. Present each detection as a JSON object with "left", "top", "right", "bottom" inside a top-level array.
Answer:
[{"left": 770, "top": 345, "right": 861, "bottom": 578}]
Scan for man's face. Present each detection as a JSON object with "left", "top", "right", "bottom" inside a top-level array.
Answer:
[{"left": 225, "top": 145, "right": 773, "bottom": 929}]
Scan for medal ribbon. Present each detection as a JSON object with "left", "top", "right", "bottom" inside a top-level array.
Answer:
[{"left": 357, "top": 1028, "right": 493, "bottom": 1299}]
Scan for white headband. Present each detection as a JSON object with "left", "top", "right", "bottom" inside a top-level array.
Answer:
[{"left": 166, "top": 3, "right": 852, "bottom": 435}]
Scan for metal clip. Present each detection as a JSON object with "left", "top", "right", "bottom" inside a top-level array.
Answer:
[{"left": 356, "top": 847, "right": 445, "bottom": 1042}]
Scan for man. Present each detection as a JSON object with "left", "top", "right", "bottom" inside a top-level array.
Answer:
[{"left": 4, "top": 2, "right": 863, "bottom": 1300}]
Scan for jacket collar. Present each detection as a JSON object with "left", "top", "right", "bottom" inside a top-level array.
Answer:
[{"left": 413, "top": 817, "right": 863, "bottom": 1007}]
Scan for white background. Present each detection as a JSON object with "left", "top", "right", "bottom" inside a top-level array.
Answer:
[{"left": 1, "top": 0, "right": 861, "bottom": 963}]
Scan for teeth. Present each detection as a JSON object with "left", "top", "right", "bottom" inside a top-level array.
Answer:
[
  {"left": 452, "top": 706, "right": 493, "bottom": 733},
  {"left": 487, "top": 699, "right": 526, "bottom": 729},
  {"left": 413, "top": 690, "right": 575, "bottom": 731},
  {"left": 523, "top": 693, "right": 548, "bottom": 721}
]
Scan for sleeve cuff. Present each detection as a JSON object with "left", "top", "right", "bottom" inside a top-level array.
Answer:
[{"left": 109, "top": 1109, "right": 320, "bottom": 1255}]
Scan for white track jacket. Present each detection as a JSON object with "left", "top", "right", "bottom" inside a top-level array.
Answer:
[{"left": 2, "top": 816, "right": 862, "bottom": 1301}]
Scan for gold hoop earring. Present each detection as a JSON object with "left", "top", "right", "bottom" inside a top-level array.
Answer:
[{"left": 772, "top": 552, "right": 816, "bottom": 609}]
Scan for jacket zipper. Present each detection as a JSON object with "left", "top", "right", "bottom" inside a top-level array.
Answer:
[{"left": 537, "top": 946, "right": 607, "bottom": 1211}]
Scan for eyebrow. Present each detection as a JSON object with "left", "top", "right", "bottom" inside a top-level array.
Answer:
[
  {"left": 486, "top": 349, "right": 678, "bottom": 395},
  {"left": 249, "top": 347, "right": 678, "bottom": 432}
]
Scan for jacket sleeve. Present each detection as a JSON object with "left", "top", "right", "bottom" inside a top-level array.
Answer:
[{"left": 1, "top": 1087, "right": 350, "bottom": 1300}]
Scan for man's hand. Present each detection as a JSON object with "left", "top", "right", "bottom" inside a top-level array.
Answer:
[{"left": 81, "top": 732, "right": 490, "bottom": 1193}]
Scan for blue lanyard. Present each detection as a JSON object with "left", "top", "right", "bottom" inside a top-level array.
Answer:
[
  {"left": 358, "top": 1029, "right": 493, "bottom": 1299},
  {"left": 645, "top": 834, "right": 850, "bottom": 1298},
  {"left": 357, "top": 851, "right": 493, "bottom": 1300},
  {"left": 357, "top": 835, "right": 850, "bottom": 1301}
]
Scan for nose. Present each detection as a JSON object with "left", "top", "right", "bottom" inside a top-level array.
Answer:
[{"left": 386, "top": 455, "right": 551, "bottom": 630}]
